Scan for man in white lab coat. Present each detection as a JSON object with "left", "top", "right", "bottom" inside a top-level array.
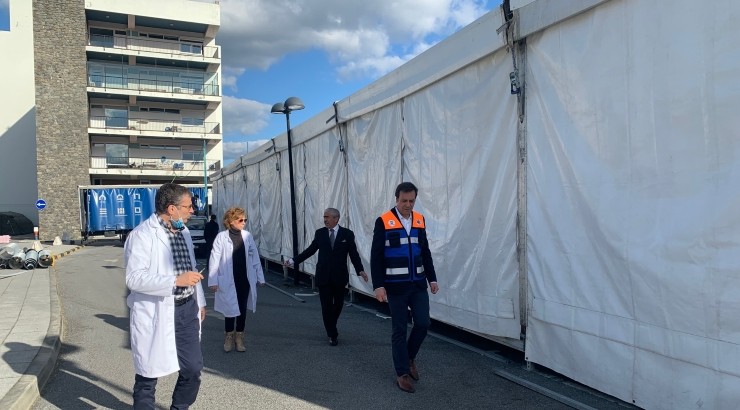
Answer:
[{"left": 124, "top": 183, "right": 207, "bottom": 409}]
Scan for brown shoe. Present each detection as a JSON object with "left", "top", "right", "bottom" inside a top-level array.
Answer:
[
  {"left": 235, "top": 332, "right": 246, "bottom": 352},
  {"left": 409, "top": 359, "right": 419, "bottom": 381},
  {"left": 396, "top": 374, "right": 415, "bottom": 393},
  {"left": 224, "top": 331, "right": 234, "bottom": 352}
]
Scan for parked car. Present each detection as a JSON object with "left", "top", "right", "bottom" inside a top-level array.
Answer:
[{"left": 186, "top": 216, "right": 207, "bottom": 255}]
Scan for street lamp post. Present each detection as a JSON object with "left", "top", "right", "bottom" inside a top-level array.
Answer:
[{"left": 272, "top": 97, "right": 305, "bottom": 286}]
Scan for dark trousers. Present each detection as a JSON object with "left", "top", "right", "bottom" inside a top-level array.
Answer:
[
  {"left": 133, "top": 297, "right": 203, "bottom": 410},
  {"left": 225, "top": 275, "right": 250, "bottom": 332},
  {"left": 387, "top": 284, "right": 431, "bottom": 377},
  {"left": 318, "top": 285, "right": 347, "bottom": 339}
]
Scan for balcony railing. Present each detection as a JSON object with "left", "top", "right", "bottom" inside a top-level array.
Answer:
[
  {"left": 89, "top": 116, "right": 220, "bottom": 134},
  {"left": 88, "top": 34, "right": 219, "bottom": 59},
  {"left": 91, "top": 156, "right": 221, "bottom": 171},
  {"left": 88, "top": 74, "right": 219, "bottom": 96}
]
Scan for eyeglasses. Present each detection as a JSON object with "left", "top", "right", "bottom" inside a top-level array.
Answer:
[
  {"left": 235, "top": 218, "right": 246, "bottom": 223},
  {"left": 175, "top": 204, "right": 193, "bottom": 210}
]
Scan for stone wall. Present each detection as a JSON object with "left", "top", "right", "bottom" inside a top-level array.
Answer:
[{"left": 33, "top": 0, "right": 90, "bottom": 241}]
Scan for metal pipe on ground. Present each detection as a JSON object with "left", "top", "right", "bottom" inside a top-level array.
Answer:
[
  {"left": 9, "top": 249, "right": 26, "bottom": 269},
  {"left": 38, "top": 250, "right": 53, "bottom": 268},
  {"left": 24, "top": 249, "right": 39, "bottom": 269},
  {"left": 0, "top": 243, "right": 19, "bottom": 260}
]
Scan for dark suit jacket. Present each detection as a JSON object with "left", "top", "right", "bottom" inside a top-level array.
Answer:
[
  {"left": 204, "top": 220, "right": 219, "bottom": 246},
  {"left": 293, "top": 226, "right": 364, "bottom": 287}
]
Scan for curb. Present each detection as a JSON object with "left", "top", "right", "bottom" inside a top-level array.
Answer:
[
  {"left": 51, "top": 244, "right": 85, "bottom": 264},
  {"left": 0, "top": 246, "right": 81, "bottom": 409}
]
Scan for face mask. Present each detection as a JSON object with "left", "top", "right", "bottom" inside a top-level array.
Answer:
[{"left": 171, "top": 209, "right": 185, "bottom": 231}]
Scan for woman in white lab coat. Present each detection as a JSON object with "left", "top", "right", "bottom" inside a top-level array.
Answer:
[{"left": 208, "top": 207, "right": 265, "bottom": 352}]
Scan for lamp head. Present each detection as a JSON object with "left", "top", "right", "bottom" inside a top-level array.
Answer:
[
  {"left": 271, "top": 102, "right": 285, "bottom": 114},
  {"left": 284, "top": 97, "right": 305, "bottom": 111}
]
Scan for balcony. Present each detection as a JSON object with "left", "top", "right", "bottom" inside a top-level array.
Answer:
[
  {"left": 88, "top": 74, "right": 219, "bottom": 97},
  {"left": 89, "top": 116, "right": 220, "bottom": 137},
  {"left": 90, "top": 156, "right": 221, "bottom": 172},
  {"left": 88, "top": 34, "right": 220, "bottom": 61}
]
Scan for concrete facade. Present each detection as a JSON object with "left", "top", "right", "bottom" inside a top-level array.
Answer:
[
  {"left": 0, "top": 0, "right": 38, "bottom": 225},
  {"left": 0, "top": 0, "right": 222, "bottom": 240},
  {"left": 33, "top": 0, "right": 91, "bottom": 241}
]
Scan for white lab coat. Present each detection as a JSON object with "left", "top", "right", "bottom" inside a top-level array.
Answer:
[
  {"left": 124, "top": 213, "right": 206, "bottom": 378},
  {"left": 208, "top": 229, "right": 265, "bottom": 317}
]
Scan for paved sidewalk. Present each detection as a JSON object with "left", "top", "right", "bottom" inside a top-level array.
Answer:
[{"left": 0, "top": 240, "right": 83, "bottom": 410}]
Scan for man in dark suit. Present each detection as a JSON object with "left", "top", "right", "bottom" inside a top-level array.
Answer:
[
  {"left": 284, "top": 208, "right": 368, "bottom": 346},
  {"left": 203, "top": 214, "right": 219, "bottom": 258}
]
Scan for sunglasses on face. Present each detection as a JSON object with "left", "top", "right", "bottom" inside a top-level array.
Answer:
[{"left": 235, "top": 218, "right": 245, "bottom": 223}]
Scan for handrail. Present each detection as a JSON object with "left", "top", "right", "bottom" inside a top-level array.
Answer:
[
  {"left": 88, "top": 74, "right": 220, "bottom": 96},
  {"left": 89, "top": 116, "right": 220, "bottom": 134},
  {"left": 88, "top": 34, "right": 219, "bottom": 59},
  {"left": 90, "top": 156, "right": 220, "bottom": 171}
]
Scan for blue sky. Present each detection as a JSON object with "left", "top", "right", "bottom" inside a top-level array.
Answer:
[
  {"left": 0, "top": 0, "right": 502, "bottom": 164},
  {"left": 0, "top": 0, "right": 8, "bottom": 31},
  {"left": 217, "top": 0, "right": 502, "bottom": 164}
]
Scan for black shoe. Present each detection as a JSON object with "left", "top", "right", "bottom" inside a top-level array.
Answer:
[{"left": 329, "top": 337, "right": 338, "bottom": 346}]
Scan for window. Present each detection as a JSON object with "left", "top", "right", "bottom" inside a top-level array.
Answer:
[
  {"left": 182, "top": 118, "right": 204, "bottom": 126},
  {"left": 138, "top": 107, "right": 180, "bottom": 114},
  {"left": 182, "top": 151, "right": 203, "bottom": 161},
  {"left": 89, "top": 28, "right": 114, "bottom": 47},
  {"left": 105, "top": 144, "right": 129, "bottom": 165},
  {"left": 140, "top": 144, "right": 179, "bottom": 150},
  {"left": 180, "top": 41, "right": 204, "bottom": 55},
  {"left": 105, "top": 108, "right": 128, "bottom": 128}
]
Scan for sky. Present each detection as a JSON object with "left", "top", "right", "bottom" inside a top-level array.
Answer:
[
  {"left": 0, "top": 0, "right": 8, "bottom": 31},
  {"left": 217, "top": 0, "right": 501, "bottom": 165},
  {"left": 0, "top": 0, "right": 502, "bottom": 165}
]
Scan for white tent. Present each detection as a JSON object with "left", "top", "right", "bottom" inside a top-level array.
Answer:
[{"left": 212, "top": 1, "right": 740, "bottom": 408}]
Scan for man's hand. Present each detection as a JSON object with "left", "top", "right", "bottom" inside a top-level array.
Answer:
[
  {"left": 258, "top": 281, "right": 266, "bottom": 287},
  {"left": 283, "top": 259, "right": 294, "bottom": 268},
  {"left": 199, "top": 307, "right": 206, "bottom": 322},
  {"left": 176, "top": 271, "right": 203, "bottom": 287},
  {"left": 209, "top": 285, "right": 219, "bottom": 292},
  {"left": 430, "top": 282, "right": 439, "bottom": 294},
  {"left": 358, "top": 271, "right": 369, "bottom": 282},
  {"left": 374, "top": 287, "right": 387, "bottom": 303}
]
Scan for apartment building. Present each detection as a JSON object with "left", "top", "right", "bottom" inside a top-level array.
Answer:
[
  {"left": 85, "top": 0, "right": 222, "bottom": 186},
  {"left": 0, "top": 0, "right": 222, "bottom": 240}
]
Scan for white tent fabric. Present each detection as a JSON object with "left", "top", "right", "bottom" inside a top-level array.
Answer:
[
  {"left": 524, "top": 1, "right": 740, "bottom": 408},
  {"left": 400, "top": 51, "right": 520, "bottom": 338},
  {"left": 345, "top": 102, "right": 405, "bottom": 294},
  {"left": 291, "top": 128, "right": 348, "bottom": 274},
  {"left": 244, "top": 163, "right": 261, "bottom": 247},
  {"left": 257, "top": 155, "right": 283, "bottom": 261},
  {"left": 211, "top": 0, "right": 740, "bottom": 407}
]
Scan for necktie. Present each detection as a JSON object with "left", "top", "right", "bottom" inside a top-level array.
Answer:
[{"left": 329, "top": 229, "right": 335, "bottom": 248}]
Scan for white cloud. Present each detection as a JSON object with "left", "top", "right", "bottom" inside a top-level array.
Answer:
[
  {"left": 222, "top": 95, "right": 271, "bottom": 135},
  {"left": 218, "top": 0, "right": 493, "bottom": 81},
  {"left": 222, "top": 66, "right": 245, "bottom": 92},
  {"left": 223, "top": 140, "right": 270, "bottom": 163}
]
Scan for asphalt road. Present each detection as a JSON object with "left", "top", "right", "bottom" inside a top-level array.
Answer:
[{"left": 31, "top": 240, "right": 630, "bottom": 409}]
